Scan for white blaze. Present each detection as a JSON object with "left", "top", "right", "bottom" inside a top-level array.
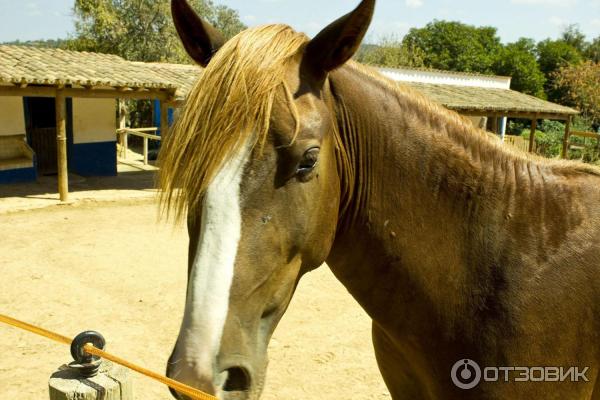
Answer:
[{"left": 175, "top": 143, "right": 250, "bottom": 382}]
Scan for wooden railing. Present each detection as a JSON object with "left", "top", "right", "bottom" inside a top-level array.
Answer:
[
  {"left": 567, "top": 131, "right": 600, "bottom": 152},
  {"left": 503, "top": 135, "right": 529, "bottom": 153},
  {"left": 116, "top": 128, "right": 161, "bottom": 165}
]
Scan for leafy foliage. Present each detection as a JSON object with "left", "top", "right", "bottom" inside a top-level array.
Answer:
[
  {"left": 492, "top": 38, "right": 545, "bottom": 97},
  {"left": 402, "top": 20, "right": 502, "bottom": 74},
  {"left": 507, "top": 119, "right": 527, "bottom": 135},
  {"left": 520, "top": 118, "right": 598, "bottom": 161},
  {"left": 584, "top": 37, "right": 600, "bottom": 63},
  {"left": 561, "top": 24, "right": 587, "bottom": 53},
  {"left": 355, "top": 36, "right": 425, "bottom": 68},
  {"left": 1, "top": 38, "right": 69, "bottom": 48},
  {"left": 553, "top": 61, "right": 600, "bottom": 127},
  {"left": 67, "top": 0, "right": 246, "bottom": 129},
  {"left": 69, "top": 0, "right": 246, "bottom": 63},
  {"left": 521, "top": 120, "right": 564, "bottom": 158},
  {"left": 536, "top": 38, "right": 583, "bottom": 102}
]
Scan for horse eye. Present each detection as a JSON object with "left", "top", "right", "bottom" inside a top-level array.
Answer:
[{"left": 296, "top": 147, "right": 320, "bottom": 175}]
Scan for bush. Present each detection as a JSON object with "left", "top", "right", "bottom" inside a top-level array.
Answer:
[
  {"left": 507, "top": 119, "right": 527, "bottom": 135},
  {"left": 520, "top": 118, "right": 600, "bottom": 161},
  {"left": 570, "top": 117, "right": 600, "bottom": 163}
]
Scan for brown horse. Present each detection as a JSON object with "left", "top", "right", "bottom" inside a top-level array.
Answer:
[{"left": 160, "top": 0, "right": 600, "bottom": 398}]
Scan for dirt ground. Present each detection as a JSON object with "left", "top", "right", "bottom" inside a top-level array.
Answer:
[{"left": 0, "top": 200, "right": 389, "bottom": 399}]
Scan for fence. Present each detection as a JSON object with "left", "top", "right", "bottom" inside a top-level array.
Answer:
[
  {"left": 503, "top": 135, "right": 529, "bottom": 153},
  {"left": 117, "top": 128, "right": 161, "bottom": 165},
  {"left": 0, "top": 314, "right": 215, "bottom": 400},
  {"left": 568, "top": 130, "right": 600, "bottom": 151}
]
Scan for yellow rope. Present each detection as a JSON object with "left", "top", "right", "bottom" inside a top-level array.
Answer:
[{"left": 0, "top": 313, "right": 217, "bottom": 400}]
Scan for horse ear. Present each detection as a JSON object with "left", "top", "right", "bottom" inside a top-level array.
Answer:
[
  {"left": 171, "top": 0, "right": 226, "bottom": 67},
  {"left": 304, "top": 0, "right": 375, "bottom": 77}
]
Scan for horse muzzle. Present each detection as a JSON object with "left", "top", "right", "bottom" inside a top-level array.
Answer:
[{"left": 166, "top": 354, "right": 256, "bottom": 400}]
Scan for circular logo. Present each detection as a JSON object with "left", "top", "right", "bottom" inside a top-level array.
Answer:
[{"left": 451, "top": 359, "right": 482, "bottom": 389}]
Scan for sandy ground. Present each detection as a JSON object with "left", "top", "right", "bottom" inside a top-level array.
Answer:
[
  {"left": 0, "top": 151, "right": 158, "bottom": 215},
  {"left": 0, "top": 200, "right": 389, "bottom": 399}
]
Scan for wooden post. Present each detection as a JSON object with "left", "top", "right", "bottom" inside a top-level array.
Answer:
[
  {"left": 490, "top": 116, "right": 498, "bottom": 134},
  {"left": 528, "top": 117, "right": 537, "bottom": 153},
  {"left": 123, "top": 131, "right": 129, "bottom": 160},
  {"left": 55, "top": 89, "right": 69, "bottom": 202},
  {"left": 118, "top": 100, "right": 127, "bottom": 130},
  {"left": 143, "top": 137, "right": 148, "bottom": 165},
  {"left": 49, "top": 361, "right": 132, "bottom": 400},
  {"left": 160, "top": 102, "right": 169, "bottom": 138},
  {"left": 562, "top": 116, "right": 572, "bottom": 159},
  {"left": 118, "top": 100, "right": 127, "bottom": 158}
]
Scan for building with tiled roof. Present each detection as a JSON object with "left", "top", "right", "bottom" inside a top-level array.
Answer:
[{"left": 0, "top": 45, "right": 578, "bottom": 198}]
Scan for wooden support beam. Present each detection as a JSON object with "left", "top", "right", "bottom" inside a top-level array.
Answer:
[
  {"left": 55, "top": 89, "right": 69, "bottom": 202},
  {"left": 118, "top": 99, "right": 127, "bottom": 130},
  {"left": 118, "top": 99, "right": 127, "bottom": 158},
  {"left": 0, "top": 85, "right": 173, "bottom": 101},
  {"left": 456, "top": 109, "right": 574, "bottom": 121},
  {"left": 571, "top": 130, "right": 600, "bottom": 139},
  {"left": 491, "top": 116, "right": 498, "bottom": 134},
  {"left": 160, "top": 101, "right": 169, "bottom": 138},
  {"left": 116, "top": 129, "right": 161, "bottom": 141},
  {"left": 528, "top": 117, "right": 538, "bottom": 153},
  {"left": 562, "top": 116, "right": 572, "bottom": 159}
]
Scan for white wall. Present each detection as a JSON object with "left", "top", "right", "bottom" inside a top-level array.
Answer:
[
  {"left": 465, "top": 116, "right": 487, "bottom": 129},
  {"left": 0, "top": 96, "right": 26, "bottom": 136},
  {"left": 379, "top": 67, "right": 511, "bottom": 89},
  {"left": 72, "top": 98, "right": 116, "bottom": 144}
]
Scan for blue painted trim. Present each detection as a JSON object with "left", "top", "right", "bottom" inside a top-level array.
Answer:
[
  {"left": 168, "top": 108, "right": 174, "bottom": 126},
  {"left": 153, "top": 100, "right": 174, "bottom": 137},
  {"left": 153, "top": 99, "right": 161, "bottom": 134},
  {"left": 0, "top": 167, "right": 37, "bottom": 184},
  {"left": 70, "top": 141, "right": 117, "bottom": 177}
]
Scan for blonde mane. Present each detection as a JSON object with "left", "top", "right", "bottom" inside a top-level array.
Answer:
[
  {"left": 158, "top": 24, "right": 308, "bottom": 218},
  {"left": 160, "top": 23, "right": 600, "bottom": 220}
]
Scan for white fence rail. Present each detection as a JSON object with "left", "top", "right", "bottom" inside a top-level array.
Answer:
[{"left": 117, "top": 128, "right": 161, "bottom": 165}]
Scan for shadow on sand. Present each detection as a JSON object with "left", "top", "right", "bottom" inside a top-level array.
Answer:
[{"left": 0, "top": 169, "right": 157, "bottom": 201}]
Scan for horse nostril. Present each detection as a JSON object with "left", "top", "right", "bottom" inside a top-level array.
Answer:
[{"left": 223, "top": 367, "right": 251, "bottom": 392}]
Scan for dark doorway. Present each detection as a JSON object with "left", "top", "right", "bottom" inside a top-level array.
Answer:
[{"left": 24, "top": 97, "right": 57, "bottom": 175}]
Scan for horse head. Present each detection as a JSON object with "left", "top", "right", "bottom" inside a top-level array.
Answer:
[{"left": 162, "top": 0, "right": 375, "bottom": 398}]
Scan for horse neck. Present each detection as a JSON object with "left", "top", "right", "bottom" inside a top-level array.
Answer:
[{"left": 325, "top": 64, "right": 527, "bottom": 332}]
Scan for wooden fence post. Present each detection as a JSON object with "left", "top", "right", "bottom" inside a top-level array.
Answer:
[
  {"left": 143, "top": 137, "right": 149, "bottom": 165},
  {"left": 49, "top": 360, "right": 133, "bottom": 400},
  {"left": 123, "top": 131, "right": 129, "bottom": 160},
  {"left": 562, "top": 116, "right": 572, "bottom": 159},
  {"left": 55, "top": 88, "right": 69, "bottom": 202},
  {"left": 528, "top": 117, "right": 538, "bottom": 153}
]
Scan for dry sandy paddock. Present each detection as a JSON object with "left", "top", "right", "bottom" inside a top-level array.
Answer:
[{"left": 0, "top": 200, "right": 389, "bottom": 399}]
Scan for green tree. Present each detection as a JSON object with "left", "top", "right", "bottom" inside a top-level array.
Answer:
[
  {"left": 1, "top": 38, "right": 69, "bottom": 48},
  {"left": 492, "top": 38, "right": 545, "bottom": 97},
  {"left": 356, "top": 36, "right": 425, "bottom": 68},
  {"left": 554, "top": 61, "right": 600, "bottom": 127},
  {"left": 537, "top": 39, "right": 582, "bottom": 75},
  {"left": 402, "top": 20, "right": 502, "bottom": 73},
  {"left": 561, "top": 24, "right": 587, "bottom": 53},
  {"left": 536, "top": 39, "right": 583, "bottom": 101},
  {"left": 584, "top": 37, "right": 600, "bottom": 62},
  {"left": 69, "top": 0, "right": 246, "bottom": 63}
]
